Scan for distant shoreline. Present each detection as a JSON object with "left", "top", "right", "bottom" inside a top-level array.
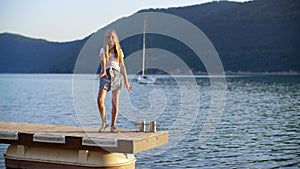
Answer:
[{"left": 0, "top": 72, "right": 299, "bottom": 76}]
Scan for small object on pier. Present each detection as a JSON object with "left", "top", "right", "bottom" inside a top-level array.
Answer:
[
  {"left": 149, "top": 121, "right": 157, "bottom": 133},
  {"left": 139, "top": 120, "right": 146, "bottom": 132}
]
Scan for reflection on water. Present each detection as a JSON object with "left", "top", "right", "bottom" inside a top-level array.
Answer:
[{"left": 0, "top": 74, "right": 299, "bottom": 168}]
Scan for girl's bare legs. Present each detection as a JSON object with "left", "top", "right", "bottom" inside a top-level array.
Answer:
[
  {"left": 98, "top": 88, "right": 108, "bottom": 132},
  {"left": 111, "top": 89, "right": 120, "bottom": 132}
]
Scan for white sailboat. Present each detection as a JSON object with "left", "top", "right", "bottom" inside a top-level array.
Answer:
[{"left": 137, "top": 13, "right": 156, "bottom": 84}]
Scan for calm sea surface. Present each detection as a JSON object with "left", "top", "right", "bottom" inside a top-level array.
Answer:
[{"left": 0, "top": 74, "right": 299, "bottom": 168}]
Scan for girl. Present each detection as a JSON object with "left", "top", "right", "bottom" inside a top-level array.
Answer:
[{"left": 97, "top": 29, "right": 132, "bottom": 133}]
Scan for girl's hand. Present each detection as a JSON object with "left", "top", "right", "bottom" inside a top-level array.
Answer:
[
  {"left": 98, "top": 72, "right": 107, "bottom": 79},
  {"left": 125, "top": 83, "right": 133, "bottom": 92}
]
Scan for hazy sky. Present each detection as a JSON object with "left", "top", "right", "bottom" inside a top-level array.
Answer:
[{"left": 0, "top": 0, "right": 249, "bottom": 42}]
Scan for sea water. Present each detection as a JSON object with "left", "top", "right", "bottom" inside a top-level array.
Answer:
[{"left": 0, "top": 74, "right": 299, "bottom": 168}]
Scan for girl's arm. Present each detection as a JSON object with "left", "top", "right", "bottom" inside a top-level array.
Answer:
[
  {"left": 120, "top": 61, "right": 132, "bottom": 92},
  {"left": 98, "top": 54, "right": 107, "bottom": 78}
]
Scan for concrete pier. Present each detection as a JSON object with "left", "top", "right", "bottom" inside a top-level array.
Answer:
[{"left": 0, "top": 122, "right": 168, "bottom": 168}]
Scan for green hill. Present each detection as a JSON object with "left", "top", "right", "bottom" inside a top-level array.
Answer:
[
  {"left": 139, "top": 0, "right": 300, "bottom": 72},
  {"left": 0, "top": 0, "right": 299, "bottom": 73},
  {"left": 0, "top": 33, "right": 87, "bottom": 73}
]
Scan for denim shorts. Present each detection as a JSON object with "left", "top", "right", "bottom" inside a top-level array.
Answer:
[{"left": 99, "top": 68, "right": 123, "bottom": 91}]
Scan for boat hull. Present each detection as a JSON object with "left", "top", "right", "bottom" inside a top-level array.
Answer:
[
  {"left": 5, "top": 144, "right": 136, "bottom": 169},
  {"left": 137, "top": 75, "right": 156, "bottom": 84}
]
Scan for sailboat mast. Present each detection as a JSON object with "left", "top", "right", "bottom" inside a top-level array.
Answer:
[{"left": 142, "top": 13, "right": 146, "bottom": 77}]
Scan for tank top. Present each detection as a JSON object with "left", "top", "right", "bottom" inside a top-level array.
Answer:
[{"left": 99, "top": 48, "right": 124, "bottom": 72}]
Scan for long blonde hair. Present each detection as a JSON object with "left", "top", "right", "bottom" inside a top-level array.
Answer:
[{"left": 104, "top": 29, "right": 123, "bottom": 63}]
